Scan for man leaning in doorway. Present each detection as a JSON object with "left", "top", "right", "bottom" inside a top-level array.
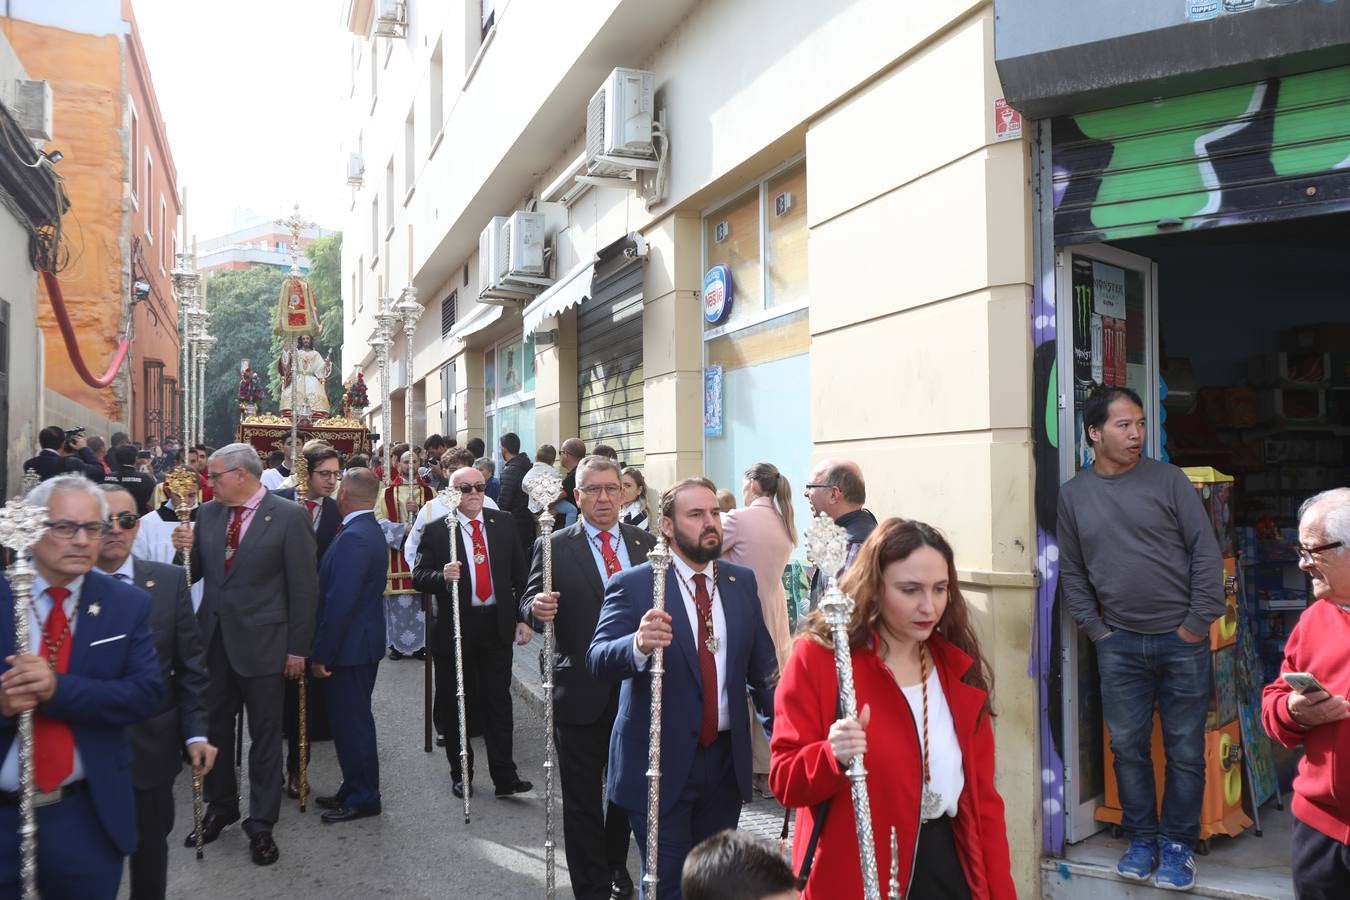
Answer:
[{"left": 1058, "top": 386, "right": 1224, "bottom": 892}]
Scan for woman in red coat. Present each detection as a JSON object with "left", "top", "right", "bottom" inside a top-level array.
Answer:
[{"left": 769, "top": 518, "right": 1016, "bottom": 899}]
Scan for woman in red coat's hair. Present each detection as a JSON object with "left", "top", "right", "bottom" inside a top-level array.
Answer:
[{"left": 769, "top": 519, "right": 1016, "bottom": 899}]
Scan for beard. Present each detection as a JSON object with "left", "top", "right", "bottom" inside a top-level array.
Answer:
[{"left": 674, "top": 526, "right": 723, "bottom": 564}]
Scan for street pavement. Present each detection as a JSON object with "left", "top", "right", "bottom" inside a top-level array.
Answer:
[{"left": 133, "top": 643, "right": 788, "bottom": 899}]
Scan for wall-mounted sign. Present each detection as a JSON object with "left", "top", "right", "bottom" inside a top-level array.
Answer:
[
  {"left": 713, "top": 221, "right": 729, "bottom": 243},
  {"left": 994, "top": 98, "right": 1023, "bottom": 141},
  {"left": 1092, "top": 261, "right": 1127, "bottom": 319},
  {"left": 703, "top": 265, "right": 733, "bottom": 324},
  {"left": 1186, "top": 0, "right": 1220, "bottom": 20},
  {"left": 704, "top": 365, "right": 724, "bottom": 437}
]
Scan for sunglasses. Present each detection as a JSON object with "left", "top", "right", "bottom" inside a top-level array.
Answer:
[
  {"left": 105, "top": 512, "right": 139, "bottom": 531},
  {"left": 455, "top": 483, "right": 489, "bottom": 493}
]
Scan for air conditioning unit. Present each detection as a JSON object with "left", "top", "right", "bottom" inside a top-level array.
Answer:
[
  {"left": 585, "top": 68, "right": 655, "bottom": 178},
  {"left": 503, "top": 211, "right": 546, "bottom": 277},
  {"left": 14, "top": 79, "right": 53, "bottom": 142},
  {"left": 478, "top": 216, "right": 509, "bottom": 300},
  {"left": 375, "top": 0, "right": 407, "bottom": 38},
  {"left": 346, "top": 152, "right": 365, "bottom": 187}
]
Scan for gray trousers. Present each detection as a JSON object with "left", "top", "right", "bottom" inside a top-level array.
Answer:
[{"left": 203, "top": 632, "right": 284, "bottom": 833}]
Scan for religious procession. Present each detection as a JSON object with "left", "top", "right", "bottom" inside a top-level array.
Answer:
[{"left": 4, "top": 1, "right": 1350, "bottom": 900}]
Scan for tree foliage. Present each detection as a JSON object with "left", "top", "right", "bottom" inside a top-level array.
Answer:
[{"left": 198, "top": 233, "right": 344, "bottom": 448}]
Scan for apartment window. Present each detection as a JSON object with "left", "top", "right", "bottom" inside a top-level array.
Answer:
[
  {"left": 483, "top": 333, "right": 536, "bottom": 466},
  {"left": 385, "top": 159, "right": 394, "bottom": 230},
  {"left": 440, "top": 289, "right": 457, "bottom": 337},
  {"left": 370, "top": 198, "right": 379, "bottom": 262},
  {"left": 429, "top": 42, "right": 444, "bottom": 136},
  {"left": 370, "top": 38, "right": 378, "bottom": 106},
  {"left": 404, "top": 108, "right": 415, "bottom": 198},
  {"left": 351, "top": 270, "right": 358, "bottom": 321},
  {"left": 357, "top": 258, "right": 365, "bottom": 311},
  {"left": 143, "top": 359, "right": 165, "bottom": 441},
  {"left": 144, "top": 155, "right": 154, "bottom": 242},
  {"left": 129, "top": 108, "right": 140, "bottom": 199},
  {"left": 160, "top": 199, "right": 168, "bottom": 270}
]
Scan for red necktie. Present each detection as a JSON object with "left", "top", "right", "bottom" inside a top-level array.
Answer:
[
  {"left": 597, "top": 531, "right": 622, "bottom": 578},
  {"left": 692, "top": 574, "right": 719, "bottom": 747},
  {"left": 470, "top": 520, "right": 493, "bottom": 603},
  {"left": 225, "top": 505, "right": 244, "bottom": 572},
  {"left": 304, "top": 499, "right": 317, "bottom": 515},
  {"left": 34, "top": 587, "right": 75, "bottom": 791}
]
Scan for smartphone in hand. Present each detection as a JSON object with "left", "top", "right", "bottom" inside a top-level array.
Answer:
[{"left": 1282, "top": 672, "right": 1328, "bottom": 695}]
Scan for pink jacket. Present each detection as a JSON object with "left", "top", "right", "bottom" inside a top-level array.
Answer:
[{"left": 721, "top": 497, "right": 793, "bottom": 669}]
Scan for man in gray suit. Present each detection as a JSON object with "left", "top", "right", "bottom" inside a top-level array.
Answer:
[
  {"left": 172, "top": 443, "right": 318, "bottom": 866},
  {"left": 94, "top": 485, "right": 213, "bottom": 900}
]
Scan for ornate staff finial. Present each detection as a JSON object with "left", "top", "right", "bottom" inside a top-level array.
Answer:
[
  {"left": 437, "top": 485, "right": 463, "bottom": 516},
  {"left": 525, "top": 471, "right": 564, "bottom": 522},
  {"left": 0, "top": 495, "right": 47, "bottom": 559},
  {"left": 805, "top": 512, "right": 849, "bottom": 589}
]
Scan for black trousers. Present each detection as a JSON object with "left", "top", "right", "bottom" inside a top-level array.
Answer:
[
  {"left": 284, "top": 671, "right": 332, "bottom": 775},
  {"left": 556, "top": 695, "right": 631, "bottom": 900},
  {"left": 1292, "top": 817, "right": 1350, "bottom": 899},
  {"left": 128, "top": 783, "right": 175, "bottom": 900},
  {"left": 433, "top": 606, "right": 518, "bottom": 787},
  {"left": 909, "top": 815, "right": 971, "bottom": 900},
  {"left": 203, "top": 632, "right": 284, "bottom": 833}
]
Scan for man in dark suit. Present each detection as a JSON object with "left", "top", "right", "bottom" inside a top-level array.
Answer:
[
  {"left": 587, "top": 478, "right": 778, "bottom": 900},
  {"left": 0, "top": 475, "right": 163, "bottom": 899},
  {"left": 412, "top": 463, "right": 533, "bottom": 800},
  {"left": 94, "top": 485, "right": 213, "bottom": 900},
  {"left": 496, "top": 431, "right": 537, "bottom": 555},
  {"left": 172, "top": 443, "right": 318, "bottom": 866},
  {"left": 525, "top": 455, "right": 654, "bottom": 900},
  {"left": 310, "top": 468, "right": 389, "bottom": 823},
  {"left": 273, "top": 440, "right": 342, "bottom": 800},
  {"left": 102, "top": 443, "right": 156, "bottom": 515},
  {"left": 22, "top": 425, "right": 84, "bottom": 482}
]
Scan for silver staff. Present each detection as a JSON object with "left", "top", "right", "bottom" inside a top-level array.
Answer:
[
  {"left": 0, "top": 494, "right": 49, "bottom": 900},
  {"left": 806, "top": 512, "right": 880, "bottom": 900},
  {"left": 292, "top": 451, "right": 311, "bottom": 813},
  {"left": 643, "top": 537, "right": 672, "bottom": 898},
  {"left": 524, "top": 471, "right": 565, "bottom": 899},
  {"left": 887, "top": 827, "right": 900, "bottom": 900},
  {"left": 163, "top": 466, "right": 206, "bottom": 856},
  {"left": 438, "top": 485, "right": 471, "bottom": 824}
]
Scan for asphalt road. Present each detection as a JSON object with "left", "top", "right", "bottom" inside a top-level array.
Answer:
[{"left": 132, "top": 647, "right": 788, "bottom": 899}]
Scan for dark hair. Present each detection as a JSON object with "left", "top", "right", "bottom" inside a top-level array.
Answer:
[
  {"left": 86, "top": 435, "right": 106, "bottom": 453},
  {"left": 744, "top": 462, "right": 796, "bottom": 544},
  {"left": 110, "top": 431, "right": 130, "bottom": 448},
  {"left": 424, "top": 433, "right": 447, "bottom": 451},
  {"left": 823, "top": 462, "right": 866, "bottom": 504},
  {"left": 346, "top": 453, "right": 371, "bottom": 469},
  {"left": 681, "top": 830, "right": 793, "bottom": 900},
  {"left": 38, "top": 425, "right": 65, "bottom": 450},
  {"left": 444, "top": 447, "right": 475, "bottom": 468},
  {"left": 659, "top": 477, "right": 718, "bottom": 521},
  {"left": 499, "top": 432, "right": 521, "bottom": 455},
  {"left": 466, "top": 437, "right": 486, "bottom": 458},
  {"left": 266, "top": 450, "right": 286, "bottom": 467},
  {"left": 561, "top": 437, "right": 586, "bottom": 459},
  {"left": 1082, "top": 386, "right": 1145, "bottom": 446},
  {"left": 804, "top": 518, "right": 995, "bottom": 718},
  {"left": 111, "top": 444, "right": 138, "bottom": 467},
  {"left": 304, "top": 444, "right": 341, "bottom": 472},
  {"left": 535, "top": 443, "right": 557, "bottom": 465},
  {"left": 592, "top": 444, "right": 618, "bottom": 460}
]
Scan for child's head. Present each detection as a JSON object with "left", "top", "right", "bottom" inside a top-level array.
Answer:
[
  {"left": 681, "top": 830, "right": 795, "bottom": 900},
  {"left": 716, "top": 489, "right": 737, "bottom": 513}
]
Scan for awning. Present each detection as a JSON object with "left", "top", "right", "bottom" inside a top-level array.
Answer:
[
  {"left": 446, "top": 302, "right": 504, "bottom": 351},
  {"left": 522, "top": 259, "right": 595, "bottom": 336}
]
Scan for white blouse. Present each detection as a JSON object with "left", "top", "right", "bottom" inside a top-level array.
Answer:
[{"left": 898, "top": 666, "right": 964, "bottom": 819}]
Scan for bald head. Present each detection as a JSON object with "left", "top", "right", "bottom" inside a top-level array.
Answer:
[
  {"left": 339, "top": 467, "right": 380, "bottom": 513},
  {"left": 806, "top": 458, "right": 866, "bottom": 519}
]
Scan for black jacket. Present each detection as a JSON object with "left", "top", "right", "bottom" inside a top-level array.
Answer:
[
  {"left": 104, "top": 466, "right": 156, "bottom": 515},
  {"left": 522, "top": 521, "right": 656, "bottom": 725},
  {"left": 273, "top": 488, "right": 341, "bottom": 561},
  {"left": 412, "top": 509, "right": 528, "bottom": 653},
  {"left": 808, "top": 507, "right": 879, "bottom": 609},
  {"left": 495, "top": 454, "right": 537, "bottom": 554},
  {"left": 22, "top": 449, "right": 81, "bottom": 482}
]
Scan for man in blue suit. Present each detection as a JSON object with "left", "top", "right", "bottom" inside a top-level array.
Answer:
[
  {"left": 311, "top": 468, "right": 389, "bottom": 823},
  {"left": 0, "top": 475, "right": 163, "bottom": 899},
  {"left": 587, "top": 478, "right": 777, "bottom": 900}
]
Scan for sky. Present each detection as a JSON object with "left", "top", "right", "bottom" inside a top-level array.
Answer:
[{"left": 133, "top": 0, "right": 349, "bottom": 242}]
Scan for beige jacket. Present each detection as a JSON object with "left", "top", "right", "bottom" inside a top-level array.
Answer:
[{"left": 720, "top": 497, "right": 793, "bottom": 670}]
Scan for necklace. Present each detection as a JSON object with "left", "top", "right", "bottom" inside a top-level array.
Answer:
[
  {"left": 917, "top": 642, "right": 944, "bottom": 821},
  {"left": 38, "top": 605, "right": 75, "bottom": 673},
  {"left": 673, "top": 563, "right": 720, "bottom": 654}
]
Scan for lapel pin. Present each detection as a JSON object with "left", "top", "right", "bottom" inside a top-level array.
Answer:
[
  {"left": 88, "top": 602, "right": 101, "bottom": 617},
  {"left": 729, "top": 575, "right": 737, "bottom": 582},
  {"left": 145, "top": 580, "right": 156, "bottom": 589},
  {"left": 264, "top": 515, "right": 272, "bottom": 522}
]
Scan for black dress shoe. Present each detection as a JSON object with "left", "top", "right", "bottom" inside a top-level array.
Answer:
[
  {"left": 388, "top": 646, "right": 404, "bottom": 661},
  {"left": 183, "top": 810, "right": 239, "bottom": 847},
  {"left": 315, "top": 794, "right": 344, "bottom": 810},
  {"left": 494, "top": 778, "right": 532, "bottom": 798},
  {"left": 436, "top": 734, "right": 447, "bottom": 747},
  {"left": 451, "top": 781, "right": 474, "bottom": 800},
  {"left": 321, "top": 805, "right": 381, "bottom": 824},
  {"left": 249, "top": 831, "right": 280, "bottom": 866},
  {"left": 611, "top": 869, "right": 635, "bottom": 900},
  {"left": 412, "top": 648, "right": 427, "bottom": 660}
]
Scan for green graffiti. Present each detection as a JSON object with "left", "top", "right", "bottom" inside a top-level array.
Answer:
[
  {"left": 1271, "top": 67, "right": 1350, "bottom": 174},
  {"left": 1075, "top": 84, "right": 1260, "bottom": 231},
  {"left": 1045, "top": 358, "right": 1058, "bottom": 450}
]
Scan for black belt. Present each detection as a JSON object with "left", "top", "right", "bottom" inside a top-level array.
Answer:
[{"left": 0, "top": 780, "right": 89, "bottom": 808}]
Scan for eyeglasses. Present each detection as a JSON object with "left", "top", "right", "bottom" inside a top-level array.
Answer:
[
  {"left": 1297, "top": 540, "right": 1344, "bottom": 565},
  {"left": 579, "top": 484, "right": 623, "bottom": 497},
  {"left": 44, "top": 520, "right": 107, "bottom": 540},
  {"left": 105, "top": 512, "right": 139, "bottom": 531},
  {"left": 456, "top": 483, "right": 489, "bottom": 493},
  {"left": 313, "top": 469, "right": 341, "bottom": 480},
  {"left": 206, "top": 467, "right": 240, "bottom": 482}
]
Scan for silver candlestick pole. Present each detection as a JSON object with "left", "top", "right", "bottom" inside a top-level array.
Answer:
[
  {"left": 196, "top": 331, "right": 214, "bottom": 446},
  {"left": 643, "top": 537, "right": 672, "bottom": 898},
  {"left": 0, "top": 495, "right": 49, "bottom": 900},
  {"left": 524, "top": 470, "right": 565, "bottom": 899},
  {"left": 437, "top": 485, "right": 471, "bottom": 824},
  {"left": 394, "top": 287, "right": 422, "bottom": 446},
  {"left": 806, "top": 512, "right": 880, "bottom": 900},
  {"left": 374, "top": 297, "right": 399, "bottom": 484}
]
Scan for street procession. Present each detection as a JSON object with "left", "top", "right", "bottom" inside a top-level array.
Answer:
[{"left": 6, "top": 1, "right": 1350, "bottom": 899}]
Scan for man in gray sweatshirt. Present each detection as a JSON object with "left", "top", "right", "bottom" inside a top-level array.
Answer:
[{"left": 1058, "top": 386, "right": 1224, "bottom": 893}]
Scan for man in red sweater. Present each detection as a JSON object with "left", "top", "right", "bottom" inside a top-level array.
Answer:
[{"left": 1261, "top": 487, "right": 1350, "bottom": 900}]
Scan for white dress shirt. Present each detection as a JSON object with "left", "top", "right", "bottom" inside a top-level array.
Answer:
[
  {"left": 343, "top": 509, "right": 374, "bottom": 527},
  {"left": 633, "top": 554, "right": 730, "bottom": 732},
  {"left": 260, "top": 468, "right": 287, "bottom": 491},
  {"left": 456, "top": 510, "right": 495, "bottom": 607},
  {"left": 0, "top": 575, "right": 86, "bottom": 790},
  {"left": 403, "top": 493, "right": 498, "bottom": 569}
]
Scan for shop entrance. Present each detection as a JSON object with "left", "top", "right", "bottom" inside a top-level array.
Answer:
[{"left": 1052, "top": 213, "right": 1350, "bottom": 894}]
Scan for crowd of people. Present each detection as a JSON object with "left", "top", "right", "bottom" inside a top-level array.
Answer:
[{"left": 2, "top": 403, "right": 1349, "bottom": 898}]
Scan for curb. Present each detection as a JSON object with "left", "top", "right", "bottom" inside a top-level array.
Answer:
[{"left": 511, "top": 641, "right": 545, "bottom": 719}]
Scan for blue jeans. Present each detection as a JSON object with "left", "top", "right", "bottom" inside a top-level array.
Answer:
[
  {"left": 555, "top": 500, "right": 578, "bottom": 529},
  {"left": 1095, "top": 627, "right": 1210, "bottom": 845}
]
